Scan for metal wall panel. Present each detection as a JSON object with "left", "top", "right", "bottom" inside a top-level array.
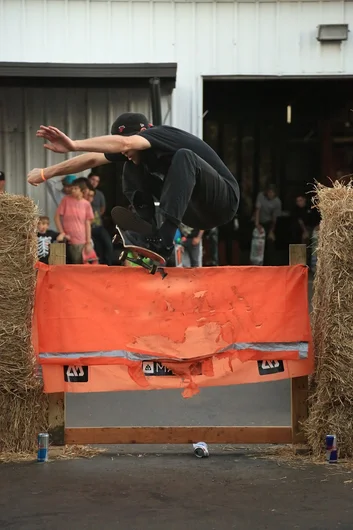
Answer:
[
  {"left": 0, "top": 85, "right": 171, "bottom": 225},
  {"left": 1, "top": 0, "right": 352, "bottom": 137}
]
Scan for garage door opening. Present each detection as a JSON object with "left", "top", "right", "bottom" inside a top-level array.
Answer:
[{"left": 203, "top": 77, "right": 353, "bottom": 264}]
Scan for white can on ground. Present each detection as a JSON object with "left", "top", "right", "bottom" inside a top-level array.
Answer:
[{"left": 193, "top": 442, "right": 209, "bottom": 458}]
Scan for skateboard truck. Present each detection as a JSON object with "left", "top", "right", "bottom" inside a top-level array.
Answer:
[{"left": 119, "top": 250, "right": 168, "bottom": 279}]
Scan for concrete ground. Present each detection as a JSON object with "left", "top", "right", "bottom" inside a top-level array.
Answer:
[
  {"left": 5, "top": 275, "right": 346, "bottom": 530},
  {"left": 3, "top": 376, "right": 352, "bottom": 530},
  {"left": 1, "top": 448, "right": 353, "bottom": 529}
]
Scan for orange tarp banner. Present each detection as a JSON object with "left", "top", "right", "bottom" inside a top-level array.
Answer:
[{"left": 33, "top": 263, "right": 313, "bottom": 397}]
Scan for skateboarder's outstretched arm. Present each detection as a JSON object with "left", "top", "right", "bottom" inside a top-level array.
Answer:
[
  {"left": 27, "top": 152, "right": 110, "bottom": 187},
  {"left": 34, "top": 125, "right": 151, "bottom": 154}
]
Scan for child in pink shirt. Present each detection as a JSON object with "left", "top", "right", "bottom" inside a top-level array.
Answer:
[{"left": 55, "top": 180, "right": 94, "bottom": 264}]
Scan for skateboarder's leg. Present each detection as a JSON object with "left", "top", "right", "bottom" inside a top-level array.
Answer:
[
  {"left": 159, "top": 149, "right": 238, "bottom": 229},
  {"left": 122, "top": 161, "right": 162, "bottom": 224},
  {"left": 123, "top": 149, "right": 239, "bottom": 261}
]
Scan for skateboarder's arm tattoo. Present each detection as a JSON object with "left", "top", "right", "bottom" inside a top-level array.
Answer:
[{"left": 74, "top": 134, "right": 151, "bottom": 154}]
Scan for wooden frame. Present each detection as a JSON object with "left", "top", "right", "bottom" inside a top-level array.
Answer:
[{"left": 47, "top": 243, "right": 308, "bottom": 446}]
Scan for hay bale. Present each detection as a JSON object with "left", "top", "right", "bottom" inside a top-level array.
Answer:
[
  {"left": 305, "top": 181, "right": 353, "bottom": 458},
  {"left": 0, "top": 193, "right": 48, "bottom": 453},
  {"left": 0, "top": 389, "right": 48, "bottom": 453}
]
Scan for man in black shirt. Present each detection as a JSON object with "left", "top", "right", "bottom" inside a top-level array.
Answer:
[
  {"left": 27, "top": 113, "right": 240, "bottom": 261},
  {"left": 291, "top": 194, "right": 320, "bottom": 244}
]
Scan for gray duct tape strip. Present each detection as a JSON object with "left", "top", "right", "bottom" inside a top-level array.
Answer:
[
  {"left": 39, "top": 341, "right": 308, "bottom": 361},
  {"left": 39, "top": 350, "right": 160, "bottom": 362},
  {"left": 219, "top": 341, "right": 308, "bottom": 359}
]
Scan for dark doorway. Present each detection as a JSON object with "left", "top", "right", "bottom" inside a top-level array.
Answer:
[{"left": 203, "top": 77, "right": 353, "bottom": 263}]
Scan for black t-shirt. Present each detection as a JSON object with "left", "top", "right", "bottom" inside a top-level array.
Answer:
[
  {"left": 37, "top": 230, "right": 59, "bottom": 263},
  {"left": 104, "top": 126, "right": 239, "bottom": 196},
  {"left": 292, "top": 206, "right": 320, "bottom": 228}
]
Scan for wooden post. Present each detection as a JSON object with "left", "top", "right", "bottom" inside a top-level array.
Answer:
[
  {"left": 48, "top": 242, "right": 66, "bottom": 265},
  {"left": 289, "top": 244, "right": 309, "bottom": 443},
  {"left": 48, "top": 242, "right": 66, "bottom": 445},
  {"left": 48, "top": 393, "right": 65, "bottom": 445}
]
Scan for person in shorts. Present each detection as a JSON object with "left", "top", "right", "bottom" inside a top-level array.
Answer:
[{"left": 55, "top": 179, "right": 94, "bottom": 264}]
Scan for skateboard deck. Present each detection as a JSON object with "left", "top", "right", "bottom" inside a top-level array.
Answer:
[
  {"left": 112, "top": 209, "right": 167, "bottom": 278},
  {"left": 111, "top": 206, "right": 153, "bottom": 236}
]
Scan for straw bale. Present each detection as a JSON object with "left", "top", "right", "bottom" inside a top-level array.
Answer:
[
  {"left": 0, "top": 389, "right": 49, "bottom": 453},
  {"left": 0, "top": 445, "right": 106, "bottom": 463},
  {"left": 0, "top": 193, "right": 47, "bottom": 453},
  {"left": 305, "top": 181, "right": 353, "bottom": 457}
]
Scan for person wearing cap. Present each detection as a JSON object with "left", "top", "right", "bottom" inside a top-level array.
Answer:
[
  {"left": 62, "top": 174, "right": 77, "bottom": 188},
  {"left": 27, "top": 113, "right": 240, "bottom": 261},
  {"left": 0, "top": 171, "right": 5, "bottom": 193},
  {"left": 46, "top": 174, "right": 77, "bottom": 207}
]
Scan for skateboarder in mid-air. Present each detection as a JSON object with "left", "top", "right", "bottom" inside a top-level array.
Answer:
[{"left": 27, "top": 113, "right": 240, "bottom": 262}]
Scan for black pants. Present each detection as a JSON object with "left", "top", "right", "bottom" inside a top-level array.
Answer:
[
  {"left": 122, "top": 149, "right": 239, "bottom": 230},
  {"left": 262, "top": 221, "right": 276, "bottom": 266},
  {"left": 92, "top": 226, "right": 113, "bottom": 265},
  {"left": 204, "top": 227, "right": 219, "bottom": 265}
]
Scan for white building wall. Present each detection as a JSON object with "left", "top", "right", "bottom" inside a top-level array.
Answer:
[{"left": 1, "top": 0, "right": 353, "bottom": 137}]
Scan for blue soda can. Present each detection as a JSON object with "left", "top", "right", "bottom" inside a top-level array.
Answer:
[
  {"left": 37, "top": 433, "right": 49, "bottom": 462},
  {"left": 326, "top": 434, "right": 338, "bottom": 463}
]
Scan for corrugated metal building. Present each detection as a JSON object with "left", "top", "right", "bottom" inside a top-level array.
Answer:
[
  {"left": 1, "top": 0, "right": 353, "bottom": 225},
  {"left": 0, "top": 83, "right": 172, "bottom": 221}
]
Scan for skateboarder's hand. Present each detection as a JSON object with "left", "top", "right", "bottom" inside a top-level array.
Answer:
[
  {"left": 27, "top": 168, "right": 44, "bottom": 186},
  {"left": 192, "top": 236, "right": 201, "bottom": 246},
  {"left": 36, "top": 126, "right": 76, "bottom": 154},
  {"left": 84, "top": 242, "right": 93, "bottom": 254},
  {"left": 256, "top": 224, "right": 265, "bottom": 234}
]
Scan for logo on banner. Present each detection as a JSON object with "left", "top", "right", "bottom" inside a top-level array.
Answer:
[
  {"left": 64, "top": 365, "right": 89, "bottom": 382},
  {"left": 142, "top": 361, "right": 175, "bottom": 376},
  {"left": 257, "top": 360, "right": 285, "bottom": 376}
]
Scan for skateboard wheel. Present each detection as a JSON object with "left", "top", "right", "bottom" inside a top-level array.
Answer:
[{"left": 150, "top": 264, "right": 157, "bottom": 275}]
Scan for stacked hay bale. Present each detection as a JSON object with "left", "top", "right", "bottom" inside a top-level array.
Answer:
[
  {"left": 0, "top": 193, "right": 48, "bottom": 454},
  {"left": 305, "top": 181, "right": 353, "bottom": 458}
]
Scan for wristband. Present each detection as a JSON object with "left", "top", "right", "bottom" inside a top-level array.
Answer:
[{"left": 41, "top": 169, "right": 46, "bottom": 181}]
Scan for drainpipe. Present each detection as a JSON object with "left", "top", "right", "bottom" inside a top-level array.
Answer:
[{"left": 149, "top": 77, "right": 162, "bottom": 126}]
